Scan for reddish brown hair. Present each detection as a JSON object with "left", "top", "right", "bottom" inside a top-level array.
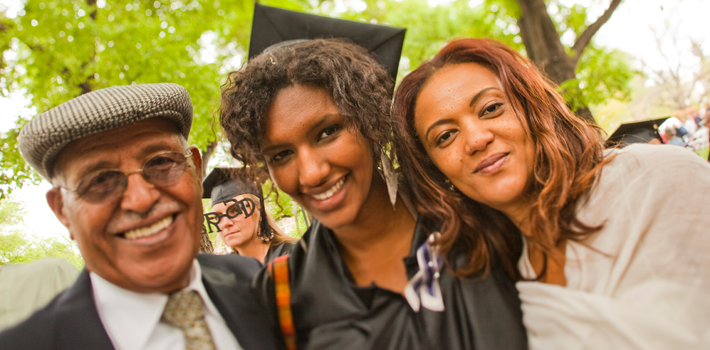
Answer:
[{"left": 392, "top": 38, "right": 610, "bottom": 279}]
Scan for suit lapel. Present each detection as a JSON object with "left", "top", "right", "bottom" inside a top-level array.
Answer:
[
  {"left": 200, "top": 260, "right": 280, "bottom": 350},
  {"left": 54, "top": 269, "right": 115, "bottom": 350}
]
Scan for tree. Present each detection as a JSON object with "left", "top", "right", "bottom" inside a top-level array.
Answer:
[
  {"left": 644, "top": 15, "right": 710, "bottom": 109},
  {"left": 1, "top": 0, "right": 635, "bottom": 195},
  {"left": 0, "top": 0, "right": 306, "bottom": 199},
  {"left": 330, "top": 0, "right": 633, "bottom": 124},
  {"left": 490, "top": 0, "right": 625, "bottom": 123},
  {"left": 0, "top": 195, "right": 84, "bottom": 269}
]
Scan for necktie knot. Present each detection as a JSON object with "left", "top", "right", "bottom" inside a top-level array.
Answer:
[{"left": 162, "top": 291, "right": 216, "bottom": 350}]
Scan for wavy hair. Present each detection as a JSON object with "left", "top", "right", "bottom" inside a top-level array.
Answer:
[
  {"left": 220, "top": 39, "right": 394, "bottom": 179},
  {"left": 392, "top": 38, "right": 610, "bottom": 279}
]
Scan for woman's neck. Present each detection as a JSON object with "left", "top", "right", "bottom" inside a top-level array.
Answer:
[
  {"left": 503, "top": 201, "right": 567, "bottom": 286},
  {"left": 331, "top": 174, "right": 416, "bottom": 294},
  {"left": 234, "top": 237, "right": 270, "bottom": 263}
]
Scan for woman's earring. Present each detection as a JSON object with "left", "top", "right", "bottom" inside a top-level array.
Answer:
[
  {"left": 380, "top": 149, "right": 398, "bottom": 209},
  {"left": 444, "top": 179, "right": 456, "bottom": 192}
]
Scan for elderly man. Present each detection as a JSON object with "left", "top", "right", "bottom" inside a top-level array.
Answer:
[{"left": 0, "top": 84, "right": 281, "bottom": 350}]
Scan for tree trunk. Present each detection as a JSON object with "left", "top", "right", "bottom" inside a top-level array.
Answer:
[
  {"left": 200, "top": 141, "right": 218, "bottom": 177},
  {"left": 517, "top": 0, "right": 576, "bottom": 84},
  {"left": 515, "top": 0, "right": 622, "bottom": 125},
  {"left": 199, "top": 225, "right": 214, "bottom": 253}
]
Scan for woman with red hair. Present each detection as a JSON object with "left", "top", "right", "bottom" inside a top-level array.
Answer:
[{"left": 392, "top": 38, "right": 710, "bottom": 348}]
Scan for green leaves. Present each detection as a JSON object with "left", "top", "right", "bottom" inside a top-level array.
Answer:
[
  {"left": 0, "top": 196, "right": 83, "bottom": 269},
  {"left": 0, "top": 119, "right": 41, "bottom": 200},
  {"left": 560, "top": 44, "right": 635, "bottom": 112}
]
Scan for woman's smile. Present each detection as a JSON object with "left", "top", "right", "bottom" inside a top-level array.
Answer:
[
  {"left": 306, "top": 174, "right": 349, "bottom": 211},
  {"left": 474, "top": 152, "right": 509, "bottom": 174}
]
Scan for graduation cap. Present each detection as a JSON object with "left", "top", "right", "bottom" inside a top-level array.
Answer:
[
  {"left": 202, "top": 167, "right": 273, "bottom": 240},
  {"left": 248, "top": 3, "right": 406, "bottom": 84},
  {"left": 202, "top": 167, "right": 261, "bottom": 205},
  {"left": 607, "top": 117, "right": 669, "bottom": 146}
]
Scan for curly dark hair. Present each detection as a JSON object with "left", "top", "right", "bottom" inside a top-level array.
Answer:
[{"left": 220, "top": 38, "right": 394, "bottom": 177}]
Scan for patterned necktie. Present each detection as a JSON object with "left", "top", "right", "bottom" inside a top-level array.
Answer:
[{"left": 162, "top": 290, "right": 217, "bottom": 350}]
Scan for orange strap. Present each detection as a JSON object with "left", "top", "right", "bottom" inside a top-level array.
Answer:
[{"left": 268, "top": 255, "right": 296, "bottom": 350}]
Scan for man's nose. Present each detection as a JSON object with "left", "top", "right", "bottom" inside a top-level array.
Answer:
[
  {"left": 120, "top": 173, "right": 161, "bottom": 213},
  {"left": 297, "top": 148, "right": 331, "bottom": 189}
]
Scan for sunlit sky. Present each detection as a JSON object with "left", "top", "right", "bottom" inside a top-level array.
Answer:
[{"left": 1, "top": 0, "right": 708, "bottom": 240}]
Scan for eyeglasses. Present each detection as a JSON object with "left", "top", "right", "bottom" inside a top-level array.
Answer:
[
  {"left": 62, "top": 150, "right": 193, "bottom": 203},
  {"left": 204, "top": 197, "right": 256, "bottom": 233}
]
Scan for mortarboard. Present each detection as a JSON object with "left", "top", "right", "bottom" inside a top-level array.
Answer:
[
  {"left": 248, "top": 3, "right": 406, "bottom": 85},
  {"left": 607, "top": 117, "right": 669, "bottom": 146},
  {"left": 202, "top": 167, "right": 261, "bottom": 206}
]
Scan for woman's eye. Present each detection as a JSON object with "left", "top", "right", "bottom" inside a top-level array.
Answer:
[
  {"left": 482, "top": 103, "right": 503, "bottom": 116},
  {"left": 271, "top": 150, "right": 292, "bottom": 163},
  {"left": 318, "top": 125, "right": 342, "bottom": 141},
  {"left": 435, "top": 130, "right": 457, "bottom": 147}
]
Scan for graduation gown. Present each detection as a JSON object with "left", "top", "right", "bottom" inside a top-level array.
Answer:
[
  {"left": 264, "top": 240, "right": 297, "bottom": 263},
  {"left": 254, "top": 216, "right": 528, "bottom": 350}
]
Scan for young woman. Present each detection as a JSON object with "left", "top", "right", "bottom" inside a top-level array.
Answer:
[
  {"left": 392, "top": 38, "right": 710, "bottom": 349},
  {"left": 220, "top": 39, "right": 527, "bottom": 349},
  {"left": 203, "top": 168, "right": 297, "bottom": 263}
]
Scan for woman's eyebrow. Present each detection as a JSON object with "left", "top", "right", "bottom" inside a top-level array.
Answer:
[
  {"left": 425, "top": 118, "right": 456, "bottom": 140},
  {"left": 469, "top": 87, "right": 498, "bottom": 107},
  {"left": 308, "top": 113, "right": 340, "bottom": 133}
]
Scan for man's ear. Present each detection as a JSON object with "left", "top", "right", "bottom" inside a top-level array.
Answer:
[
  {"left": 188, "top": 145, "right": 203, "bottom": 182},
  {"left": 46, "top": 188, "right": 73, "bottom": 239}
]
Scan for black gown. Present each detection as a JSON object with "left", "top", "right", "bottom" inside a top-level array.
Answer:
[
  {"left": 264, "top": 240, "right": 298, "bottom": 263},
  {"left": 253, "top": 216, "right": 528, "bottom": 350}
]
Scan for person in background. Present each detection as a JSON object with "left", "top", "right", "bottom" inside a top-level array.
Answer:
[
  {"left": 0, "top": 83, "right": 281, "bottom": 350},
  {"left": 664, "top": 126, "right": 686, "bottom": 147},
  {"left": 203, "top": 167, "right": 297, "bottom": 263},
  {"left": 392, "top": 37, "right": 710, "bottom": 349},
  {"left": 0, "top": 257, "right": 79, "bottom": 332}
]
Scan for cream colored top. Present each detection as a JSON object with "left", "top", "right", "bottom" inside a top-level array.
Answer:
[
  {"left": 517, "top": 144, "right": 710, "bottom": 349},
  {"left": 0, "top": 257, "right": 79, "bottom": 331}
]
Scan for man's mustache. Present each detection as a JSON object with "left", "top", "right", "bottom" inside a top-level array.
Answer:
[{"left": 106, "top": 199, "right": 182, "bottom": 234}]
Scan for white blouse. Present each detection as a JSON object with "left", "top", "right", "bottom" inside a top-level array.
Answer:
[{"left": 517, "top": 144, "right": 710, "bottom": 349}]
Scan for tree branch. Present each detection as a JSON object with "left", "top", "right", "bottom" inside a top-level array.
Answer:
[{"left": 571, "top": 0, "right": 622, "bottom": 65}]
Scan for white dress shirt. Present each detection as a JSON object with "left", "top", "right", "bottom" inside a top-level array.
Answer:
[{"left": 90, "top": 260, "right": 243, "bottom": 350}]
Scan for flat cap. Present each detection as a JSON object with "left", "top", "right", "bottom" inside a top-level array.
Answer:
[{"left": 18, "top": 83, "right": 193, "bottom": 180}]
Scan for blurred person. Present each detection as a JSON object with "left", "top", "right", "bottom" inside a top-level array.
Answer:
[
  {"left": 660, "top": 117, "right": 687, "bottom": 142},
  {"left": 0, "top": 257, "right": 79, "bottom": 332},
  {"left": 203, "top": 168, "right": 297, "bottom": 263},
  {"left": 392, "top": 38, "right": 710, "bottom": 349},
  {"left": 664, "top": 126, "right": 686, "bottom": 147},
  {"left": 0, "top": 84, "right": 281, "bottom": 350},
  {"left": 218, "top": 5, "right": 527, "bottom": 350}
]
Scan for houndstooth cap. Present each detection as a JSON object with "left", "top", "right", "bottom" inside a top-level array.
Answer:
[{"left": 18, "top": 83, "right": 193, "bottom": 180}]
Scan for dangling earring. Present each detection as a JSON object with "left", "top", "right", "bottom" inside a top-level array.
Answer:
[
  {"left": 380, "top": 149, "right": 398, "bottom": 209},
  {"left": 444, "top": 178, "right": 456, "bottom": 192}
]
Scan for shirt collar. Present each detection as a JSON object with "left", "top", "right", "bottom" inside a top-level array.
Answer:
[{"left": 90, "top": 259, "right": 220, "bottom": 350}]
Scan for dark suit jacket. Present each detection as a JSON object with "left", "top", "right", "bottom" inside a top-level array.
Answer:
[{"left": 0, "top": 254, "right": 282, "bottom": 350}]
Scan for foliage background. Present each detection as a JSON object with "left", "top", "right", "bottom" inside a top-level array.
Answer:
[{"left": 2, "top": 0, "right": 708, "bottom": 259}]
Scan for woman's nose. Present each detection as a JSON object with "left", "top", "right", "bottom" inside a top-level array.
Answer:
[
  {"left": 462, "top": 123, "right": 494, "bottom": 155},
  {"left": 218, "top": 216, "right": 233, "bottom": 230},
  {"left": 297, "top": 148, "right": 331, "bottom": 189}
]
